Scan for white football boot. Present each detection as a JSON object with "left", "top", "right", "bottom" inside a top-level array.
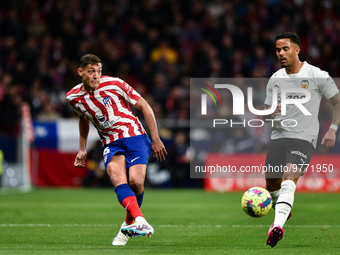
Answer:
[
  {"left": 121, "top": 217, "right": 154, "bottom": 238},
  {"left": 112, "top": 222, "right": 129, "bottom": 245}
]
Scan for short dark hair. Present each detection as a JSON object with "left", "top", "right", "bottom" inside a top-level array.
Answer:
[
  {"left": 79, "top": 54, "right": 102, "bottom": 69},
  {"left": 275, "top": 32, "right": 300, "bottom": 47}
]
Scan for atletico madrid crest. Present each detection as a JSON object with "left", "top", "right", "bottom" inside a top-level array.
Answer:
[{"left": 103, "top": 96, "right": 114, "bottom": 107}]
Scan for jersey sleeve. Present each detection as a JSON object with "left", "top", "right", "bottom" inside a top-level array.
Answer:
[
  {"left": 67, "top": 100, "right": 83, "bottom": 116},
  {"left": 66, "top": 84, "right": 84, "bottom": 116},
  {"left": 318, "top": 71, "right": 339, "bottom": 99},
  {"left": 115, "top": 79, "right": 141, "bottom": 105},
  {"left": 264, "top": 78, "right": 274, "bottom": 106}
]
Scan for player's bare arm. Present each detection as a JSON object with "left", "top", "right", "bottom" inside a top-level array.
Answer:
[
  {"left": 74, "top": 115, "right": 90, "bottom": 167},
  {"left": 321, "top": 92, "right": 340, "bottom": 149},
  {"left": 263, "top": 104, "right": 281, "bottom": 122},
  {"left": 134, "top": 97, "right": 167, "bottom": 161}
]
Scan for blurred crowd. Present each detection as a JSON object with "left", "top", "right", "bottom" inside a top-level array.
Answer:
[{"left": 0, "top": 0, "right": 340, "bottom": 154}]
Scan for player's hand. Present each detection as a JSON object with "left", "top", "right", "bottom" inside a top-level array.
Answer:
[
  {"left": 321, "top": 129, "right": 336, "bottom": 149},
  {"left": 74, "top": 150, "right": 87, "bottom": 168},
  {"left": 151, "top": 137, "right": 167, "bottom": 162},
  {"left": 272, "top": 104, "right": 281, "bottom": 116},
  {"left": 264, "top": 104, "right": 281, "bottom": 122}
]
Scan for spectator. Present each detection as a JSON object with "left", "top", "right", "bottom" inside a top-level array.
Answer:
[
  {"left": 36, "top": 101, "right": 62, "bottom": 121},
  {"left": 166, "top": 131, "right": 190, "bottom": 187}
]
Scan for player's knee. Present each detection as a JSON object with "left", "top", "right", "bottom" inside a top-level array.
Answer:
[
  {"left": 282, "top": 176, "right": 299, "bottom": 184},
  {"left": 129, "top": 178, "right": 144, "bottom": 192},
  {"left": 106, "top": 166, "right": 127, "bottom": 187},
  {"left": 266, "top": 184, "right": 279, "bottom": 192},
  {"left": 266, "top": 179, "right": 281, "bottom": 191},
  {"left": 282, "top": 170, "right": 301, "bottom": 181},
  {"left": 107, "top": 168, "right": 118, "bottom": 182}
]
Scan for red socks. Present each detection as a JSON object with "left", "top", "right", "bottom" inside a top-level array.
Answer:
[
  {"left": 121, "top": 196, "right": 143, "bottom": 221},
  {"left": 125, "top": 213, "right": 134, "bottom": 225},
  {"left": 115, "top": 184, "right": 144, "bottom": 224}
]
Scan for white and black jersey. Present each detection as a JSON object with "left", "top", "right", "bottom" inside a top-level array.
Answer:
[{"left": 264, "top": 61, "right": 339, "bottom": 147}]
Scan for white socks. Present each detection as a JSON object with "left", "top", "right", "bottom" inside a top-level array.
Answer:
[
  {"left": 274, "top": 180, "right": 296, "bottom": 228},
  {"left": 135, "top": 216, "right": 147, "bottom": 223}
]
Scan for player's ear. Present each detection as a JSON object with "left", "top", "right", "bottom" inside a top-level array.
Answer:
[
  {"left": 77, "top": 67, "right": 83, "bottom": 77},
  {"left": 295, "top": 46, "right": 300, "bottom": 55}
]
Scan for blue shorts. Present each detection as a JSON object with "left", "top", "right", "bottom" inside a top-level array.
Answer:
[{"left": 103, "top": 134, "right": 152, "bottom": 170}]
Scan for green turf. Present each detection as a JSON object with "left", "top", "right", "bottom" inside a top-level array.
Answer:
[{"left": 1, "top": 188, "right": 340, "bottom": 254}]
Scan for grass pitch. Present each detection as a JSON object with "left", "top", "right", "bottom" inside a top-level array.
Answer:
[{"left": 1, "top": 188, "right": 340, "bottom": 254}]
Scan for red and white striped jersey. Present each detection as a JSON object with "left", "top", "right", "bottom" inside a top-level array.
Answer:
[{"left": 66, "top": 76, "right": 146, "bottom": 145}]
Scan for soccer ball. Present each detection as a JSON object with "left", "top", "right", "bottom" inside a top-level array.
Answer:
[{"left": 241, "top": 187, "right": 272, "bottom": 218}]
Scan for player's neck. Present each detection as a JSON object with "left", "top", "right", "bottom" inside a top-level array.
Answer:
[
  {"left": 81, "top": 83, "right": 96, "bottom": 93},
  {"left": 285, "top": 60, "right": 304, "bottom": 74}
]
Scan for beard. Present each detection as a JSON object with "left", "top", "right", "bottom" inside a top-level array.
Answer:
[{"left": 280, "top": 63, "right": 290, "bottom": 68}]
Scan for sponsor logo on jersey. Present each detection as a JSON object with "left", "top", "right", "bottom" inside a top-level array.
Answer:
[
  {"left": 301, "top": 80, "right": 309, "bottom": 89},
  {"left": 291, "top": 150, "right": 307, "bottom": 159},
  {"left": 96, "top": 114, "right": 107, "bottom": 124},
  {"left": 99, "top": 117, "right": 121, "bottom": 129},
  {"left": 103, "top": 96, "right": 114, "bottom": 108},
  {"left": 125, "top": 83, "right": 132, "bottom": 94}
]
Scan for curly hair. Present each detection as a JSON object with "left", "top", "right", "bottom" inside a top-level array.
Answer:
[{"left": 275, "top": 32, "right": 300, "bottom": 47}]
